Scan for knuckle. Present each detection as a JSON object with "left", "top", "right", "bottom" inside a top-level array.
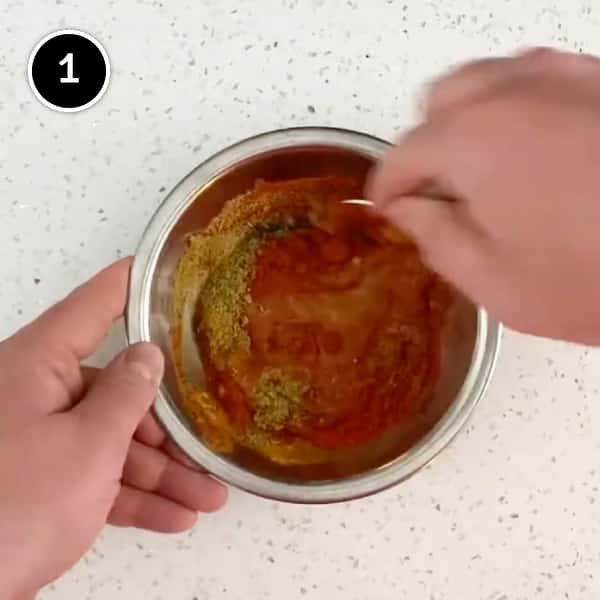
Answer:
[
  {"left": 446, "top": 94, "right": 515, "bottom": 145},
  {"left": 427, "top": 76, "right": 453, "bottom": 106},
  {"left": 42, "top": 347, "right": 83, "bottom": 394},
  {"left": 109, "top": 363, "right": 156, "bottom": 394}
]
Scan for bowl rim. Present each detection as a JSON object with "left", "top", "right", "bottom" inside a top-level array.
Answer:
[{"left": 127, "top": 126, "right": 502, "bottom": 504}]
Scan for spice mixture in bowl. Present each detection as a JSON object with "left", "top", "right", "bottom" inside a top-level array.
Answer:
[{"left": 128, "top": 128, "right": 501, "bottom": 502}]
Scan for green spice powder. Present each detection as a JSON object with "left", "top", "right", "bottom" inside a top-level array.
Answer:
[
  {"left": 253, "top": 368, "right": 309, "bottom": 431},
  {"left": 199, "top": 232, "right": 261, "bottom": 361}
]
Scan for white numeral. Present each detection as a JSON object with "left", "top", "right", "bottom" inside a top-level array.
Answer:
[{"left": 59, "top": 53, "right": 79, "bottom": 83}]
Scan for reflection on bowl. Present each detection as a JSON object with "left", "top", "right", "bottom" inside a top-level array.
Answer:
[{"left": 127, "top": 127, "right": 501, "bottom": 503}]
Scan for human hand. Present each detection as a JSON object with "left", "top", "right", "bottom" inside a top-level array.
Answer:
[
  {"left": 368, "top": 48, "right": 600, "bottom": 344},
  {"left": 0, "top": 259, "right": 227, "bottom": 599}
]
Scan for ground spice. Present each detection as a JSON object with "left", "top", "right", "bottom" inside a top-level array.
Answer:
[
  {"left": 198, "top": 221, "right": 299, "bottom": 363},
  {"left": 199, "top": 232, "right": 261, "bottom": 361},
  {"left": 171, "top": 176, "right": 450, "bottom": 470},
  {"left": 253, "top": 368, "right": 309, "bottom": 431}
]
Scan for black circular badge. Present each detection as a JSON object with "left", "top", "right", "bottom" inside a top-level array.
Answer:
[{"left": 28, "top": 30, "right": 111, "bottom": 112}]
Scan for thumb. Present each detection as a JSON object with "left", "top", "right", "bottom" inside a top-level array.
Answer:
[
  {"left": 72, "top": 343, "right": 164, "bottom": 455},
  {"left": 381, "top": 196, "right": 486, "bottom": 281}
]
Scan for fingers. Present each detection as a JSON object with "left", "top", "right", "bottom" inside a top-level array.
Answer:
[
  {"left": 425, "top": 57, "right": 519, "bottom": 119},
  {"left": 382, "top": 196, "right": 487, "bottom": 280},
  {"left": 15, "top": 258, "right": 131, "bottom": 364},
  {"left": 80, "top": 365, "right": 100, "bottom": 393},
  {"left": 123, "top": 440, "right": 227, "bottom": 513},
  {"left": 135, "top": 413, "right": 201, "bottom": 469},
  {"left": 366, "top": 124, "right": 449, "bottom": 211},
  {"left": 375, "top": 47, "right": 600, "bottom": 213},
  {"left": 72, "top": 343, "right": 164, "bottom": 457},
  {"left": 385, "top": 47, "right": 594, "bottom": 213},
  {"left": 518, "top": 46, "right": 600, "bottom": 70},
  {"left": 82, "top": 369, "right": 201, "bottom": 470},
  {"left": 162, "top": 438, "right": 202, "bottom": 470},
  {"left": 425, "top": 48, "right": 600, "bottom": 120},
  {"left": 135, "top": 412, "right": 167, "bottom": 447},
  {"left": 108, "top": 485, "right": 198, "bottom": 533}
]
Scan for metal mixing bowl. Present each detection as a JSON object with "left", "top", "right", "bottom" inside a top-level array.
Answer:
[{"left": 127, "top": 127, "right": 501, "bottom": 503}]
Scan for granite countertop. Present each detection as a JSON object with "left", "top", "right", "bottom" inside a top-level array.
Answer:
[{"left": 2, "top": 1, "right": 600, "bottom": 598}]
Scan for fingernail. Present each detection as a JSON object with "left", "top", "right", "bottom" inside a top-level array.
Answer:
[{"left": 125, "top": 343, "right": 164, "bottom": 386}]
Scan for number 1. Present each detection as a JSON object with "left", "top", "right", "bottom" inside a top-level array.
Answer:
[{"left": 59, "top": 53, "right": 79, "bottom": 83}]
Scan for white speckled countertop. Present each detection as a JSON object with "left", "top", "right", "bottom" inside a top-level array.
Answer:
[{"left": 2, "top": 1, "right": 600, "bottom": 598}]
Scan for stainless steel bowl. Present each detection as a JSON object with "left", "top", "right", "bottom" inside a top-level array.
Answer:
[{"left": 127, "top": 127, "right": 501, "bottom": 503}]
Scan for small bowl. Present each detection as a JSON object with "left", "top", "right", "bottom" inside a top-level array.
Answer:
[{"left": 127, "top": 127, "right": 501, "bottom": 503}]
